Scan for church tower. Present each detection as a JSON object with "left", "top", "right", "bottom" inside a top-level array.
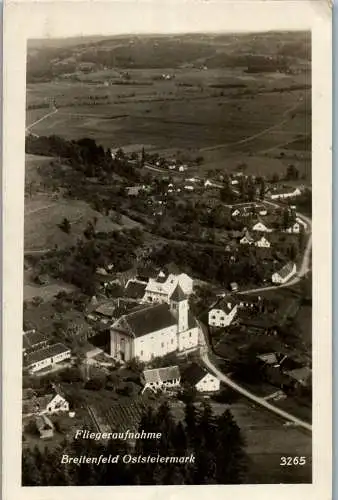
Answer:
[{"left": 170, "top": 284, "right": 189, "bottom": 333}]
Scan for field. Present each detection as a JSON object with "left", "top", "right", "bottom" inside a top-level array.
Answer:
[{"left": 26, "top": 31, "right": 311, "bottom": 181}]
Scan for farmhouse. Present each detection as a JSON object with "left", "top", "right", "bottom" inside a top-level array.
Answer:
[
  {"left": 143, "top": 272, "right": 193, "bottom": 304},
  {"left": 252, "top": 221, "right": 273, "bottom": 233},
  {"left": 272, "top": 262, "right": 297, "bottom": 284},
  {"left": 24, "top": 343, "right": 71, "bottom": 374},
  {"left": 110, "top": 285, "right": 200, "bottom": 363},
  {"left": 208, "top": 304, "right": 238, "bottom": 328},
  {"left": 182, "top": 363, "right": 220, "bottom": 393},
  {"left": 124, "top": 280, "right": 147, "bottom": 301},
  {"left": 141, "top": 365, "right": 181, "bottom": 393}
]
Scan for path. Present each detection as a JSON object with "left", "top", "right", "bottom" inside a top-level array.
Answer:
[
  {"left": 26, "top": 106, "right": 58, "bottom": 137},
  {"left": 201, "top": 350, "right": 312, "bottom": 432},
  {"left": 199, "top": 98, "right": 303, "bottom": 153}
]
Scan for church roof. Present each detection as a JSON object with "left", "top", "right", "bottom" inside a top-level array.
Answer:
[
  {"left": 170, "top": 284, "right": 187, "bottom": 302},
  {"left": 121, "top": 303, "right": 177, "bottom": 338}
]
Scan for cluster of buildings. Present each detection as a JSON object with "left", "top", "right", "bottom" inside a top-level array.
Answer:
[
  {"left": 141, "top": 362, "right": 220, "bottom": 394},
  {"left": 23, "top": 330, "right": 71, "bottom": 374}
]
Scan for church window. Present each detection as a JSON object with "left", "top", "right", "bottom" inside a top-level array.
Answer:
[
  {"left": 140, "top": 350, "right": 143, "bottom": 356},
  {"left": 171, "top": 339, "right": 174, "bottom": 344},
  {"left": 161, "top": 342, "right": 164, "bottom": 348},
  {"left": 189, "top": 332, "right": 192, "bottom": 338}
]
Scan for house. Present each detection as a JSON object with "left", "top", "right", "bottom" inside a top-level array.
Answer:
[
  {"left": 35, "top": 414, "right": 54, "bottom": 439},
  {"left": 184, "top": 185, "right": 194, "bottom": 191},
  {"left": 240, "top": 231, "right": 255, "bottom": 245},
  {"left": 208, "top": 304, "right": 238, "bottom": 328},
  {"left": 252, "top": 221, "right": 273, "bottom": 233},
  {"left": 232, "top": 208, "right": 241, "bottom": 217},
  {"left": 230, "top": 282, "right": 239, "bottom": 292},
  {"left": 23, "top": 330, "right": 49, "bottom": 355},
  {"left": 285, "top": 221, "right": 301, "bottom": 234},
  {"left": 88, "top": 302, "right": 116, "bottom": 324},
  {"left": 110, "top": 284, "right": 201, "bottom": 363},
  {"left": 285, "top": 366, "right": 311, "bottom": 387},
  {"left": 24, "top": 392, "right": 70, "bottom": 416},
  {"left": 125, "top": 185, "right": 145, "bottom": 197},
  {"left": 259, "top": 209, "right": 268, "bottom": 216},
  {"left": 254, "top": 236, "right": 271, "bottom": 248},
  {"left": 182, "top": 363, "right": 220, "bottom": 393},
  {"left": 143, "top": 272, "right": 193, "bottom": 304},
  {"left": 270, "top": 187, "right": 302, "bottom": 200},
  {"left": 24, "top": 343, "right": 71, "bottom": 374},
  {"left": 141, "top": 365, "right": 181, "bottom": 393},
  {"left": 272, "top": 262, "right": 297, "bottom": 284}
]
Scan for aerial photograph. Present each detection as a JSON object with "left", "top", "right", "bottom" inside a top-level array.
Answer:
[{"left": 22, "top": 31, "right": 312, "bottom": 486}]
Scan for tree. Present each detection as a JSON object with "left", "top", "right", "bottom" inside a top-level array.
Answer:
[
  {"left": 259, "top": 177, "right": 266, "bottom": 199},
  {"left": 59, "top": 217, "right": 71, "bottom": 234},
  {"left": 286, "top": 164, "right": 299, "bottom": 180}
]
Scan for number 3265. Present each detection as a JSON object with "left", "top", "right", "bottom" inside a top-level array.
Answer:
[{"left": 280, "top": 456, "right": 307, "bottom": 466}]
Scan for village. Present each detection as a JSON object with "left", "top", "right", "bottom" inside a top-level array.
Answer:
[{"left": 22, "top": 143, "right": 312, "bottom": 449}]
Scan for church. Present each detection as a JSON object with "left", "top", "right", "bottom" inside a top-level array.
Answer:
[{"left": 110, "top": 284, "right": 201, "bottom": 363}]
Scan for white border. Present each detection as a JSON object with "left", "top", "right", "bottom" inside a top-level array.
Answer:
[{"left": 2, "top": 1, "right": 332, "bottom": 499}]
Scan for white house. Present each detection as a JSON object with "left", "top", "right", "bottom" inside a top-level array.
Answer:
[
  {"left": 285, "top": 222, "right": 300, "bottom": 234},
  {"left": 141, "top": 365, "right": 181, "bottom": 393},
  {"left": 110, "top": 284, "right": 200, "bottom": 363},
  {"left": 254, "top": 236, "right": 271, "bottom": 248},
  {"left": 182, "top": 363, "right": 220, "bottom": 393},
  {"left": 252, "top": 221, "right": 273, "bottom": 233},
  {"left": 272, "top": 262, "right": 297, "bottom": 284},
  {"left": 259, "top": 209, "right": 268, "bottom": 216},
  {"left": 270, "top": 187, "right": 302, "bottom": 200},
  {"left": 143, "top": 272, "right": 193, "bottom": 304},
  {"left": 24, "top": 343, "right": 71, "bottom": 374},
  {"left": 240, "top": 231, "right": 255, "bottom": 245},
  {"left": 208, "top": 304, "right": 238, "bottom": 328}
]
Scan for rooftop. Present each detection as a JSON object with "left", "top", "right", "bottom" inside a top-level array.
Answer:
[
  {"left": 170, "top": 284, "right": 187, "bottom": 302},
  {"left": 143, "top": 365, "right": 180, "bottom": 385},
  {"left": 276, "top": 261, "right": 296, "bottom": 279},
  {"left": 125, "top": 280, "right": 147, "bottom": 300},
  {"left": 24, "top": 343, "right": 71, "bottom": 367},
  {"left": 23, "top": 330, "right": 48, "bottom": 351},
  {"left": 182, "top": 362, "right": 209, "bottom": 386}
]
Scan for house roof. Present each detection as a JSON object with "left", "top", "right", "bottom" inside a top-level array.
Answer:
[
  {"left": 95, "top": 302, "right": 116, "bottom": 318},
  {"left": 285, "top": 366, "right": 311, "bottom": 384},
  {"left": 117, "top": 303, "right": 177, "bottom": 338},
  {"left": 24, "top": 343, "right": 71, "bottom": 367},
  {"left": 35, "top": 414, "right": 54, "bottom": 432},
  {"left": 23, "top": 330, "right": 48, "bottom": 350},
  {"left": 170, "top": 284, "right": 187, "bottom": 302},
  {"left": 182, "top": 362, "right": 210, "bottom": 386},
  {"left": 257, "top": 353, "right": 279, "bottom": 365},
  {"left": 275, "top": 261, "right": 296, "bottom": 279},
  {"left": 143, "top": 365, "right": 180, "bottom": 385},
  {"left": 125, "top": 280, "right": 147, "bottom": 300}
]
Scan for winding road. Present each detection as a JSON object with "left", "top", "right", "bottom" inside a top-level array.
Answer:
[
  {"left": 201, "top": 349, "right": 312, "bottom": 432},
  {"left": 200, "top": 205, "right": 312, "bottom": 431},
  {"left": 26, "top": 106, "right": 58, "bottom": 137}
]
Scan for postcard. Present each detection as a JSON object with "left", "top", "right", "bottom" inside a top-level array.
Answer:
[{"left": 2, "top": 1, "right": 332, "bottom": 499}]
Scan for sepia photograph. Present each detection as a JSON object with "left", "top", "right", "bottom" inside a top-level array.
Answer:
[
  {"left": 22, "top": 29, "right": 313, "bottom": 486},
  {"left": 1, "top": 1, "right": 332, "bottom": 499}
]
